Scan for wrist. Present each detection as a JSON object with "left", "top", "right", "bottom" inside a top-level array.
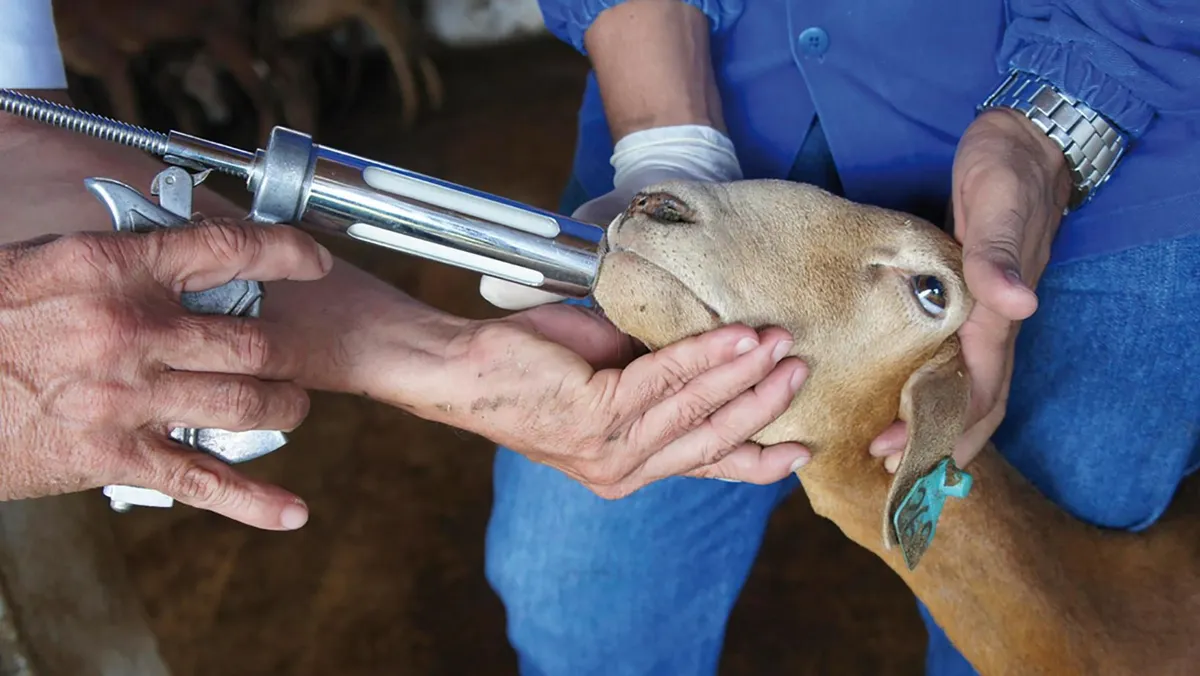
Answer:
[
  {"left": 261, "top": 261, "right": 468, "bottom": 401},
  {"left": 970, "top": 107, "right": 1074, "bottom": 215},
  {"left": 982, "top": 107, "right": 1068, "bottom": 175},
  {"left": 345, "top": 307, "right": 470, "bottom": 410},
  {"left": 978, "top": 70, "right": 1128, "bottom": 210}
]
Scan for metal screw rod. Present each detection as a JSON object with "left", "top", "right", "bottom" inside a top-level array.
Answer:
[{"left": 0, "top": 88, "right": 169, "bottom": 156}]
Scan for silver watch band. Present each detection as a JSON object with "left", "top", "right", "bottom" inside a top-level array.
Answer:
[{"left": 979, "top": 70, "right": 1128, "bottom": 211}]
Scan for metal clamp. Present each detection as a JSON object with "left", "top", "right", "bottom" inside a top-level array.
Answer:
[{"left": 86, "top": 166, "right": 288, "bottom": 512}]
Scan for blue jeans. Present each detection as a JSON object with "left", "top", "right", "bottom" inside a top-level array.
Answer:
[{"left": 484, "top": 126, "right": 1200, "bottom": 674}]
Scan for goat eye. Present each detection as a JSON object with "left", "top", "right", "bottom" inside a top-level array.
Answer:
[{"left": 910, "top": 275, "right": 946, "bottom": 316}]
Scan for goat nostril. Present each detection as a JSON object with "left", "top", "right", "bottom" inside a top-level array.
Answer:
[{"left": 628, "top": 191, "right": 696, "bottom": 224}]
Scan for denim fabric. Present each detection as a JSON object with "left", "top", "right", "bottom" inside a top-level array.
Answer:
[{"left": 484, "top": 121, "right": 1200, "bottom": 674}]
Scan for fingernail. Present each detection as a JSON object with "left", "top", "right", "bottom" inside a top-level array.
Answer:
[
  {"left": 714, "top": 477, "right": 743, "bottom": 483},
  {"left": 884, "top": 453, "right": 901, "bottom": 474},
  {"left": 1005, "top": 268, "right": 1024, "bottom": 287},
  {"left": 789, "top": 365, "right": 806, "bottom": 392},
  {"left": 789, "top": 454, "right": 810, "bottom": 473},
  {"left": 734, "top": 337, "right": 759, "bottom": 356},
  {"left": 772, "top": 340, "right": 794, "bottom": 363},
  {"left": 317, "top": 244, "right": 334, "bottom": 272},
  {"left": 280, "top": 500, "right": 309, "bottom": 530}
]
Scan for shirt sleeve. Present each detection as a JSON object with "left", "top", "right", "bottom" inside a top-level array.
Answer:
[
  {"left": 997, "top": 0, "right": 1200, "bottom": 139},
  {"left": 537, "top": 0, "right": 744, "bottom": 55},
  {"left": 0, "top": 0, "right": 68, "bottom": 89}
]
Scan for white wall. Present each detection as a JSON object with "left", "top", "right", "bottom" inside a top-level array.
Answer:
[{"left": 422, "top": 0, "right": 549, "bottom": 47}]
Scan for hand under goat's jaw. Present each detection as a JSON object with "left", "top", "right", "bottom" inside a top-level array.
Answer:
[{"left": 591, "top": 178, "right": 975, "bottom": 569}]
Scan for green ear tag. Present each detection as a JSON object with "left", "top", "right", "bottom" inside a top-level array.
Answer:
[{"left": 893, "top": 457, "right": 973, "bottom": 571}]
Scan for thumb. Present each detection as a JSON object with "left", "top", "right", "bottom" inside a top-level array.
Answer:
[
  {"left": 479, "top": 276, "right": 567, "bottom": 310},
  {"left": 132, "top": 441, "right": 309, "bottom": 530},
  {"left": 960, "top": 207, "right": 1039, "bottom": 322},
  {"left": 573, "top": 191, "right": 632, "bottom": 228}
]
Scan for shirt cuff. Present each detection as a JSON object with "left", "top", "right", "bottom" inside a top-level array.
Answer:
[
  {"left": 547, "top": 0, "right": 744, "bottom": 55},
  {"left": 999, "top": 39, "right": 1153, "bottom": 139},
  {"left": 0, "top": 42, "right": 68, "bottom": 89}
]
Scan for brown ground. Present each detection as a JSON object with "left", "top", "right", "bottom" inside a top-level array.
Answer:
[{"left": 103, "top": 37, "right": 928, "bottom": 675}]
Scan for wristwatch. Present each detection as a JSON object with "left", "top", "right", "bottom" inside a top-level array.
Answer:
[{"left": 979, "top": 69, "right": 1128, "bottom": 211}]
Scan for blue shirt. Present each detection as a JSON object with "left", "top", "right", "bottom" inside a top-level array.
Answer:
[{"left": 538, "top": 0, "right": 1200, "bottom": 265}]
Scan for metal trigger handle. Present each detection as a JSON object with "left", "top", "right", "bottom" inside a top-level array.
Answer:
[{"left": 85, "top": 166, "right": 288, "bottom": 512}]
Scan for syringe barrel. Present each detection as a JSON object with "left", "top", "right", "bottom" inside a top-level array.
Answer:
[{"left": 243, "top": 127, "right": 602, "bottom": 298}]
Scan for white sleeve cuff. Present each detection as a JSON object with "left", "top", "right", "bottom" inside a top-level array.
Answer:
[
  {"left": 0, "top": 0, "right": 69, "bottom": 89},
  {"left": 610, "top": 124, "right": 743, "bottom": 187}
]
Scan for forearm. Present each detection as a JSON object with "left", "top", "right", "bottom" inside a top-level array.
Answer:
[
  {"left": 0, "top": 89, "right": 466, "bottom": 398},
  {"left": 584, "top": 0, "right": 726, "bottom": 140}
]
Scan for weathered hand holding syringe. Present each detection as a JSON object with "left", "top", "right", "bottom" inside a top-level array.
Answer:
[{"left": 0, "top": 89, "right": 603, "bottom": 513}]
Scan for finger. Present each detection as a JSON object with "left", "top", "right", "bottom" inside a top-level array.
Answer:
[
  {"left": 868, "top": 420, "right": 907, "bottom": 456},
  {"left": 572, "top": 192, "right": 632, "bottom": 227},
  {"left": 154, "top": 313, "right": 308, "bottom": 380},
  {"left": 957, "top": 306, "right": 1014, "bottom": 426},
  {"left": 625, "top": 329, "right": 796, "bottom": 453},
  {"left": 884, "top": 452, "right": 902, "bottom": 474},
  {"left": 632, "top": 356, "right": 806, "bottom": 481},
  {"left": 960, "top": 199, "right": 1038, "bottom": 321},
  {"left": 124, "top": 439, "right": 308, "bottom": 530},
  {"left": 952, "top": 401, "right": 1007, "bottom": 469},
  {"left": 139, "top": 218, "right": 333, "bottom": 292},
  {"left": 479, "top": 276, "right": 567, "bottom": 310},
  {"left": 149, "top": 371, "right": 310, "bottom": 432},
  {"left": 685, "top": 442, "right": 811, "bottom": 484},
  {"left": 617, "top": 324, "right": 790, "bottom": 417}
]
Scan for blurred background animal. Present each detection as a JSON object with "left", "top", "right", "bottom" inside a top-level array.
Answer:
[
  {"left": 51, "top": 0, "right": 289, "bottom": 141},
  {"left": 50, "top": 0, "right": 446, "bottom": 142},
  {"left": 264, "top": 0, "right": 443, "bottom": 131}
]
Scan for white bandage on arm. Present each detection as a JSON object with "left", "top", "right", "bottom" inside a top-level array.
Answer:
[
  {"left": 611, "top": 124, "right": 744, "bottom": 186},
  {"left": 0, "top": 0, "right": 67, "bottom": 89}
]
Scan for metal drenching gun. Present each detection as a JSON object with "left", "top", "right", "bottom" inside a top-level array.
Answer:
[{"left": 0, "top": 89, "right": 603, "bottom": 513}]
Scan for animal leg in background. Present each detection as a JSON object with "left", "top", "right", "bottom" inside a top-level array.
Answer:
[
  {"left": 58, "top": 39, "right": 143, "bottom": 126},
  {"left": 203, "top": 33, "right": 282, "bottom": 143},
  {"left": 358, "top": 2, "right": 443, "bottom": 128}
]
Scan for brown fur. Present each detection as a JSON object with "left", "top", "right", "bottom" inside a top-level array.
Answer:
[{"left": 594, "top": 178, "right": 1200, "bottom": 675}]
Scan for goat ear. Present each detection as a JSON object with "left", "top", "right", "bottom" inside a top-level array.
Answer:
[{"left": 881, "top": 335, "right": 972, "bottom": 570}]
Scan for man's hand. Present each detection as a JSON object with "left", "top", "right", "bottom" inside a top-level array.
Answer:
[
  {"left": 869, "top": 107, "right": 1072, "bottom": 471},
  {"left": 0, "top": 219, "right": 332, "bottom": 529},
  {"left": 357, "top": 302, "right": 809, "bottom": 497}
]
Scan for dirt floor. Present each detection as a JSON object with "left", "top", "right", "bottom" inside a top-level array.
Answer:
[{"left": 103, "top": 37, "right": 929, "bottom": 675}]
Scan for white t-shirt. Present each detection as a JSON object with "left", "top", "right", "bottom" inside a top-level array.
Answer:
[{"left": 0, "top": 0, "right": 67, "bottom": 88}]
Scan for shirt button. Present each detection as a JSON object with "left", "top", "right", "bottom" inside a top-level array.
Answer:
[{"left": 798, "top": 27, "right": 830, "bottom": 57}]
